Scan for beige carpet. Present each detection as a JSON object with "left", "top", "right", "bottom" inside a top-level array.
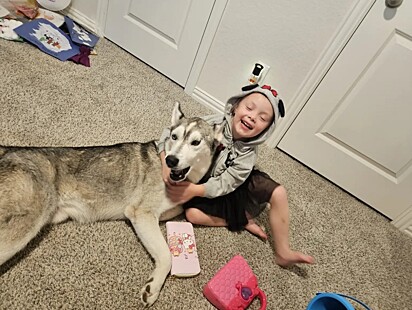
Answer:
[{"left": 1, "top": 38, "right": 411, "bottom": 310}]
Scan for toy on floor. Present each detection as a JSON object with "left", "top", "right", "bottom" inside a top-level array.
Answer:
[
  {"left": 307, "top": 292, "right": 371, "bottom": 310},
  {"left": 166, "top": 221, "right": 201, "bottom": 277},
  {"left": 203, "top": 255, "right": 267, "bottom": 310}
]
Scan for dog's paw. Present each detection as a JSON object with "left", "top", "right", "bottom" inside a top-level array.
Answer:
[{"left": 140, "top": 277, "right": 160, "bottom": 307}]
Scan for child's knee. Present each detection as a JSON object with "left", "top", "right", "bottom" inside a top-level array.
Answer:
[
  {"left": 271, "top": 185, "right": 287, "bottom": 202},
  {"left": 185, "top": 208, "right": 202, "bottom": 224}
]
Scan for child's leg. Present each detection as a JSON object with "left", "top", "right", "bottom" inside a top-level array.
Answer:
[
  {"left": 185, "top": 208, "right": 267, "bottom": 239},
  {"left": 245, "top": 216, "right": 268, "bottom": 240},
  {"left": 269, "top": 185, "right": 315, "bottom": 267},
  {"left": 185, "top": 208, "right": 227, "bottom": 227}
]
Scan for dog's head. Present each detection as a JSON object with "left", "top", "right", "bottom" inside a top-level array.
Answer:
[{"left": 165, "top": 102, "right": 223, "bottom": 183}]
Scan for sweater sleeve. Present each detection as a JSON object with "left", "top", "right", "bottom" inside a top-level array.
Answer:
[
  {"left": 203, "top": 150, "right": 256, "bottom": 198},
  {"left": 157, "top": 127, "right": 170, "bottom": 154}
]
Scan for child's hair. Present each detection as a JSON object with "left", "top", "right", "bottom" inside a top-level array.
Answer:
[{"left": 229, "top": 98, "right": 241, "bottom": 115}]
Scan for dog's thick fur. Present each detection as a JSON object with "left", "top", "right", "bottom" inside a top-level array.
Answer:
[{"left": 0, "top": 103, "right": 222, "bottom": 306}]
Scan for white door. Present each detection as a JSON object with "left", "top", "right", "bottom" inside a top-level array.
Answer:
[
  {"left": 278, "top": 0, "right": 412, "bottom": 221},
  {"left": 104, "top": 0, "right": 215, "bottom": 86}
]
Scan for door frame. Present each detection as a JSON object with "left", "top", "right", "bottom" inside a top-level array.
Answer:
[
  {"left": 267, "top": 0, "right": 377, "bottom": 148},
  {"left": 96, "top": 0, "right": 229, "bottom": 91}
]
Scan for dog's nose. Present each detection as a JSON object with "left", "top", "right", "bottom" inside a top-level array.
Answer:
[{"left": 165, "top": 155, "right": 179, "bottom": 168}]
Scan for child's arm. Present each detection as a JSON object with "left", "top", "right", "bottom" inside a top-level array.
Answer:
[
  {"left": 202, "top": 150, "right": 256, "bottom": 198},
  {"left": 158, "top": 126, "right": 173, "bottom": 184},
  {"left": 165, "top": 182, "right": 205, "bottom": 204},
  {"left": 157, "top": 127, "right": 170, "bottom": 156},
  {"left": 159, "top": 151, "right": 171, "bottom": 183},
  {"left": 165, "top": 151, "right": 255, "bottom": 204}
]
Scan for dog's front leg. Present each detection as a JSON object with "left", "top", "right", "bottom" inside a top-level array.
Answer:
[
  {"left": 125, "top": 208, "right": 171, "bottom": 307},
  {"left": 158, "top": 205, "right": 183, "bottom": 221}
]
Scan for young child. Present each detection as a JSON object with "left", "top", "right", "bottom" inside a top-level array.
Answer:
[{"left": 158, "top": 84, "right": 314, "bottom": 267}]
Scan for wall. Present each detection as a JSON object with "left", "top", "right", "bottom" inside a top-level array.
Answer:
[
  {"left": 70, "top": 0, "right": 98, "bottom": 21},
  {"left": 63, "top": 0, "right": 99, "bottom": 33},
  {"left": 197, "top": 0, "right": 356, "bottom": 108},
  {"left": 68, "top": 0, "right": 358, "bottom": 143}
]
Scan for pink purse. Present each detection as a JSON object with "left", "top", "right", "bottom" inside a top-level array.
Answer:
[{"left": 203, "top": 255, "right": 267, "bottom": 310}]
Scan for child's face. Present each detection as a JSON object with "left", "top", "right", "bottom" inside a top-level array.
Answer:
[{"left": 231, "top": 93, "right": 274, "bottom": 140}]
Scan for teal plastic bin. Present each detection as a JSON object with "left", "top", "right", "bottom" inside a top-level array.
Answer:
[{"left": 307, "top": 292, "right": 370, "bottom": 310}]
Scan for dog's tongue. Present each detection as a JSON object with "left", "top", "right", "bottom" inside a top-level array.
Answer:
[{"left": 170, "top": 167, "right": 190, "bottom": 181}]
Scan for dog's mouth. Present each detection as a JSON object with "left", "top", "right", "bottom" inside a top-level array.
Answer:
[{"left": 170, "top": 167, "right": 191, "bottom": 182}]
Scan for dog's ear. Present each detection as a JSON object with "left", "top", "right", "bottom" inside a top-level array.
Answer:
[
  {"left": 213, "top": 124, "right": 224, "bottom": 144},
  {"left": 171, "top": 102, "right": 185, "bottom": 126},
  {"left": 278, "top": 99, "right": 285, "bottom": 118},
  {"left": 241, "top": 84, "right": 259, "bottom": 91}
]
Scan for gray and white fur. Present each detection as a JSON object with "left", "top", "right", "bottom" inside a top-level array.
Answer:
[{"left": 0, "top": 102, "right": 223, "bottom": 307}]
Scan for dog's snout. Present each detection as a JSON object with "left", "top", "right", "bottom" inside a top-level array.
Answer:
[{"left": 165, "top": 155, "right": 179, "bottom": 168}]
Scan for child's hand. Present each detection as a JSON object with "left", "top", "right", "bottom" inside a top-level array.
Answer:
[
  {"left": 162, "top": 164, "right": 172, "bottom": 184},
  {"left": 165, "top": 182, "right": 203, "bottom": 204},
  {"left": 160, "top": 151, "right": 172, "bottom": 184}
]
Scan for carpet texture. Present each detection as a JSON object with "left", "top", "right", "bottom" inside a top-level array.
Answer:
[{"left": 1, "top": 38, "right": 411, "bottom": 310}]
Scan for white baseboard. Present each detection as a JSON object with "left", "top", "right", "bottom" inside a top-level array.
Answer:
[
  {"left": 392, "top": 206, "right": 412, "bottom": 238},
  {"left": 191, "top": 87, "right": 225, "bottom": 114},
  {"left": 60, "top": 6, "right": 99, "bottom": 36}
]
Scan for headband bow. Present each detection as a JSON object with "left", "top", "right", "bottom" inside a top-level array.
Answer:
[
  {"left": 260, "top": 84, "right": 285, "bottom": 118},
  {"left": 261, "top": 84, "right": 278, "bottom": 97}
]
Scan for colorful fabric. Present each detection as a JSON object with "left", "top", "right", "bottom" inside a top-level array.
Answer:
[
  {"left": 14, "top": 18, "right": 80, "bottom": 61},
  {"left": 70, "top": 45, "right": 91, "bottom": 67},
  {"left": 65, "top": 16, "right": 99, "bottom": 48}
]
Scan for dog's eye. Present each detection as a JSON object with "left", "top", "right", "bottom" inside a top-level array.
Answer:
[
  {"left": 171, "top": 134, "right": 178, "bottom": 140},
  {"left": 191, "top": 140, "right": 201, "bottom": 146}
]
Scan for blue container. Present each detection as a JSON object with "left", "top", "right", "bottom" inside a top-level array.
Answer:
[{"left": 307, "top": 293, "right": 370, "bottom": 310}]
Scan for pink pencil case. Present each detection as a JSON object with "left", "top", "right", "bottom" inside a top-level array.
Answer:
[{"left": 203, "top": 255, "right": 267, "bottom": 310}]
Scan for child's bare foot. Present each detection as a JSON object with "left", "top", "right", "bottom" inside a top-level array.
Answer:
[
  {"left": 275, "top": 250, "right": 315, "bottom": 267},
  {"left": 245, "top": 220, "right": 268, "bottom": 240}
]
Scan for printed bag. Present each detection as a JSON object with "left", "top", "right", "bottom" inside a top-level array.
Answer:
[{"left": 203, "top": 255, "right": 267, "bottom": 310}]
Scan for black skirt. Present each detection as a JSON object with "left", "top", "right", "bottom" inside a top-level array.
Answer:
[{"left": 183, "top": 169, "right": 280, "bottom": 231}]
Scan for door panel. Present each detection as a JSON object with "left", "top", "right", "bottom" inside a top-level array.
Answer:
[
  {"left": 128, "top": 0, "right": 190, "bottom": 43},
  {"left": 104, "top": 0, "right": 215, "bottom": 86},
  {"left": 279, "top": 0, "right": 412, "bottom": 220},
  {"left": 322, "top": 30, "right": 412, "bottom": 175}
]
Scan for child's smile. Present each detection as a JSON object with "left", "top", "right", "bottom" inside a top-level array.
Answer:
[{"left": 240, "top": 119, "right": 253, "bottom": 130}]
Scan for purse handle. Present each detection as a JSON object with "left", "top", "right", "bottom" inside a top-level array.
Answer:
[{"left": 256, "top": 288, "right": 267, "bottom": 310}]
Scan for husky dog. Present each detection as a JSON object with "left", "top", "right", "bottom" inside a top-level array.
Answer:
[{"left": 0, "top": 102, "right": 222, "bottom": 307}]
